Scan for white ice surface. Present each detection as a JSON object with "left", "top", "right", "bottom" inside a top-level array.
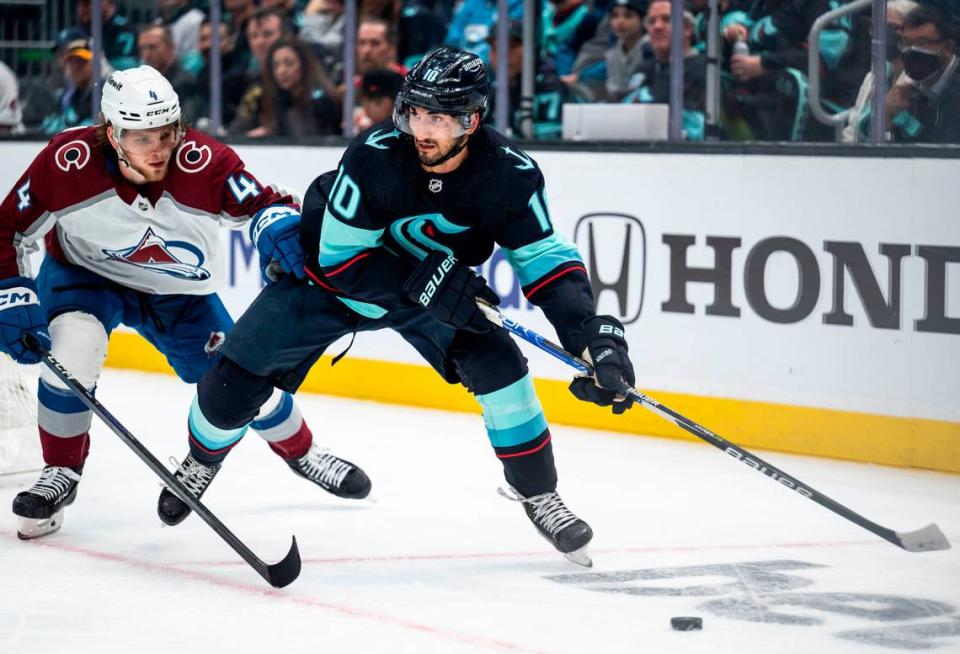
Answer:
[{"left": 1, "top": 369, "right": 958, "bottom": 654}]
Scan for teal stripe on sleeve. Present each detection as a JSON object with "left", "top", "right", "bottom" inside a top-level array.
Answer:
[
  {"left": 501, "top": 233, "right": 583, "bottom": 287},
  {"left": 318, "top": 206, "right": 385, "bottom": 268}
]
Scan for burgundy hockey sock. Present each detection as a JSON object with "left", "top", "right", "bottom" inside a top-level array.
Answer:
[
  {"left": 267, "top": 421, "right": 313, "bottom": 461},
  {"left": 39, "top": 428, "right": 90, "bottom": 468}
]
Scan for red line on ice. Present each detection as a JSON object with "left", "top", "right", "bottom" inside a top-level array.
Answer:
[{"left": 12, "top": 535, "right": 555, "bottom": 654}]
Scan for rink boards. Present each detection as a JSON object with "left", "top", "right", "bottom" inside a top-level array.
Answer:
[{"left": 2, "top": 142, "right": 958, "bottom": 473}]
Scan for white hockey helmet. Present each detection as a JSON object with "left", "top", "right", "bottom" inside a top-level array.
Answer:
[{"left": 100, "top": 65, "right": 181, "bottom": 133}]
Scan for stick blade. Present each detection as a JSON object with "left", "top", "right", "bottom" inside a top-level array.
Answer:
[
  {"left": 264, "top": 536, "right": 302, "bottom": 588},
  {"left": 896, "top": 523, "right": 951, "bottom": 552}
]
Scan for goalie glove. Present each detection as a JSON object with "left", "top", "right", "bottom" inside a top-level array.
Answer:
[
  {"left": 402, "top": 250, "right": 500, "bottom": 333},
  {"left": 568, "top": 315, "right": 636, "bottom": 414}
]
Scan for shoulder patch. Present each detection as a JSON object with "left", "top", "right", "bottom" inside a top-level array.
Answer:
[
  {"left": 500, "top": 145, "right": 534, "bottom": 171},
  {"left": 364, "top": 128, "right": 401, "bottom": 150},
  {"left": 175, "top": 140, "right": 214, "bottom": 174},
  {"left": 54, "top": 140, "right": 92, "bottom": 172}
]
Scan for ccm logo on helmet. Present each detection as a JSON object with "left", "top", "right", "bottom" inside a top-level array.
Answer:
[{"left": 146, "top": 107, "right": 172, "bottom": 117}]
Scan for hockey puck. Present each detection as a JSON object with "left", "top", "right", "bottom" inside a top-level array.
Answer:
[{"left": 670, "top": 616, "right": 703, "bottom": 631}]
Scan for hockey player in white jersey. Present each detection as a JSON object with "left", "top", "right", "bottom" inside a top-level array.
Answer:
[{"left": 0, "top": 66, "right": 371, "bottom": 540}]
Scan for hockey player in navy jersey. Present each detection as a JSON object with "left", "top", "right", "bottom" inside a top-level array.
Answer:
[
  {"left": 182, "top": 47, "right": 636, "bottom": 565},
  {"left": 0, "top": 65, "right": 370, "bottom": 540}
]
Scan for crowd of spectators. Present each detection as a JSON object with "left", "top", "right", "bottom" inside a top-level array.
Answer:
[{"left": 0, "top": 0, "right": 957, "bottom": 143}]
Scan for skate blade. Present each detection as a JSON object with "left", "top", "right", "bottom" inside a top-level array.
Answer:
[
  {"left": 17, "top": 511, "right": 65, "bottom": 540},
  {"left": 563, "top": 545, "right": 593, "bottom": 568}
]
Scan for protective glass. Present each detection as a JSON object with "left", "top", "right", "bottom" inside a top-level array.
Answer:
[{"left": 395, "top": 103, "right": 469, "bottom": 138}]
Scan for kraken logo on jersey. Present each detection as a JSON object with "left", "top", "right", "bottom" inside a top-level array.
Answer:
[
  {"left": 101, "top": 227, "right": 211, "bottom": 281},
  {"left": 389, "top": 213, "right": 469, "bottom": 260}
]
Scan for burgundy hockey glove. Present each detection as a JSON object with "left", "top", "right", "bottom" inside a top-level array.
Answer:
[
  {"left": 568, "top": 315, "right": 636, "bottom": 414},
  {"left": 402, "top": 251, "right": 500, "bottom": 333}
]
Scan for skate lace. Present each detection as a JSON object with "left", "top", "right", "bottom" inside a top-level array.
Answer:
[
  {"left": 29, "top": 466, "right": 80, "bottom": 501},
  {"left": 171, "top": 456, "right": 217, "bottom": 497},
  {"left": 298, "top": 448, "right": 351, "bottom": 488},
  {"left": 498, "top": 487, "right": 579, "bottom": 536}
]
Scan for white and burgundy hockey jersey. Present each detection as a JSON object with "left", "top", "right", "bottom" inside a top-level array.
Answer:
[{"left": 0, "top": 126, "right": 297, "bottom": 295}]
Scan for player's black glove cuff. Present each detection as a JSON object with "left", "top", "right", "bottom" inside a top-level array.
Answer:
[
  {"left": 568, "top": 315, "right": 636, "bottom": 414},
  {"left": 402, "top": 250, "right": 500, "bottom": 333}
]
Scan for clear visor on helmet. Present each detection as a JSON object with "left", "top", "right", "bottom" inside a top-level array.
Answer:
[
  {"left": 116, "top": 122, "right": 183, "bottom": 155},
  {"left": 395, "top": 102, "right": 472, "bottom": 138}
]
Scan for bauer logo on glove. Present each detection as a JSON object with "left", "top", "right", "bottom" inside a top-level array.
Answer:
[
  {"left": 402, "top": 250, "right": 499, "bottom": 333},
  {"left": 417, "top": 254, "right": 456, "bottom": 307},
  {"left": 568, "top": 315, "right": 636, "bottom": 414}
]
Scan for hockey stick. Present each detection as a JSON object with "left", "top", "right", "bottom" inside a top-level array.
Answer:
[
  {"left": 22, "top": 335, "right": 302, "bottom": 588},
  {"left": 475, "top": 302, "right": 951, "bottom": 553}
]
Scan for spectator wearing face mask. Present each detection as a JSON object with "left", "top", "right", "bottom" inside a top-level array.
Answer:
[
  {"left": 885, "top": 3, "right": 960, "bottom": 143},
  {"left": 843, "top": 0, "right": 918, "bottom": 143}
]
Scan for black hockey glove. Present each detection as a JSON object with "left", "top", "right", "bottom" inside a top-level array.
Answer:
[
  {"left": 402, "top": 250, "right": 500, "bottom": 333},
  {"left": 569, "top": 315, "right": 636, "bottom": 414}
]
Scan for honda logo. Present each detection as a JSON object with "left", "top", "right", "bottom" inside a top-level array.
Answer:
[{"left": 573, "top": 213, "right": 645, "bottom": 325}]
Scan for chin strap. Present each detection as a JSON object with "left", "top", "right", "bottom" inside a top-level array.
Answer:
[
  {"left": 115, "top": 147, "right": 150, "bottom": 184},
  {"left": 110, "top": 123, "right": 185, "bottom": 183},
  {"left": 426, "top": 133, "right": 470, "bottom": 168}
]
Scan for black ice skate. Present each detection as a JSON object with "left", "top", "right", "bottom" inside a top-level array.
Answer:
[
  {"left": 287, "top": 444, "right": 371, "bottom": 499},
  {"left": 157, "top": 454, "right": 221, "bottom": 526},
  {"left": 499, "top": 486, "right": 594, "bottom": 567},
  {"left": 12, "top": 465, "right": 83, "bottom": 540}
]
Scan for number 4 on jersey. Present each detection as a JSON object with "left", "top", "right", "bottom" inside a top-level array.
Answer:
[{"left": 227, "top": 174, "right": 260, "bottom": 203}]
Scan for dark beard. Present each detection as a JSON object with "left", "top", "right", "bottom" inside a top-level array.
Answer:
[{"left": 417, "top": 134, "right": 469, "bottom": 168}]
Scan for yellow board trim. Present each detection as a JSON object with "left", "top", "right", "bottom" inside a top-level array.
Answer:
[{"left": 105, "top": 331, "right": 960, "bottom": 473}]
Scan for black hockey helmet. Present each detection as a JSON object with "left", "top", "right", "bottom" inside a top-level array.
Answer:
[{"left": 393, "top": 47, "right": 489, "bottom": 135}]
